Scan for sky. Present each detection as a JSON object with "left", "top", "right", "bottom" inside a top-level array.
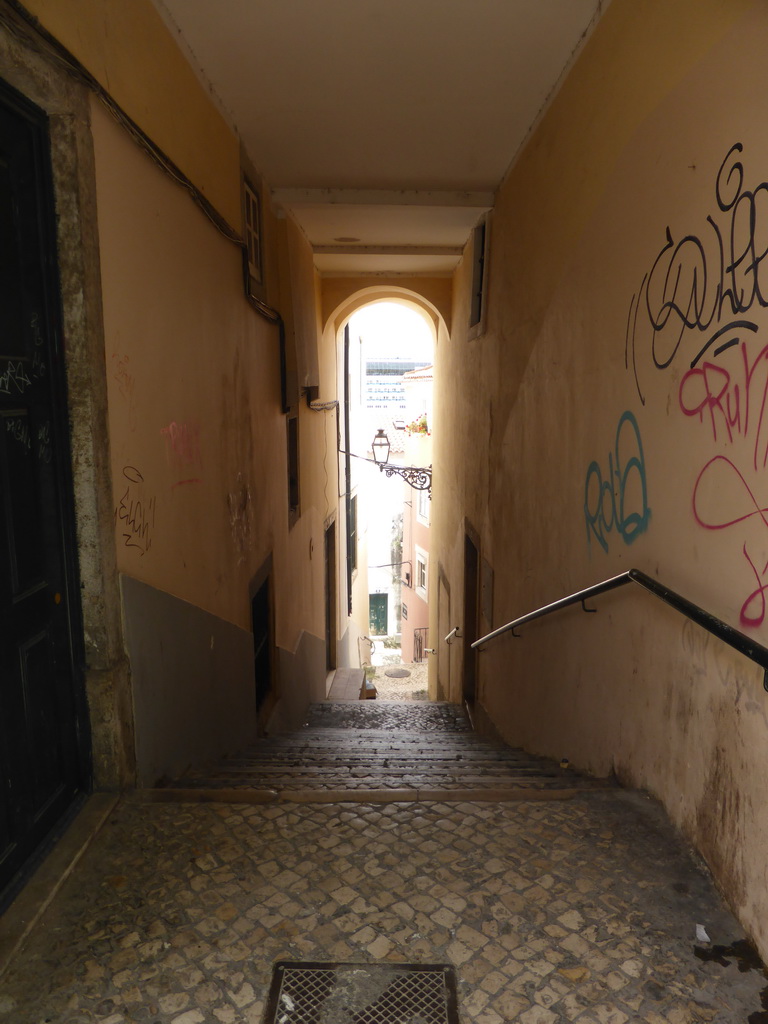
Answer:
[{"left": 349, "top": 301, "right": 434, "bottom": 362}]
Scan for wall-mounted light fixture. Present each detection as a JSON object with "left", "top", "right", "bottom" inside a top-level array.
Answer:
[
  {"left": 371, "top": 429, "right": 391, "bottom": 466},
  {"left": 371, "top": 429, "right": 432, "bottom": 497}
]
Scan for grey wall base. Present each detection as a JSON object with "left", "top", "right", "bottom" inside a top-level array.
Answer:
[
  {"left": 269, "top": 630, "right": 327, "bottom": 735},
  {"left": 121, "top": 575, "right": 256, "bottom": 787}
]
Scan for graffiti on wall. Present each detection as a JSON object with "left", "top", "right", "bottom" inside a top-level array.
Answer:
[
  {"left": 227, "top": 472, "right": 251, "bottom": 565},
  {"left": 111, "top": 351, "right": 137, "bottom": 430},
  {"left": 160, "top": 419, "right": 203, "bottom": 489},
  {"left": 626, "top": 143, "right": 768, "bottom": 402},
  {"left": 584, "top": 410, "right": 650, "bottom": 554},
  {"left": 114, "top": 465, "right": 156, "bottom": 556},
  {"left": 0, "top": 361, "right": 31, "bottom": 396},
  {"left": 626, "top": 143, "right": 768, "bottom": 626},
  {"left": 3, "top": 416, "right": 48, "bottom": 461}
]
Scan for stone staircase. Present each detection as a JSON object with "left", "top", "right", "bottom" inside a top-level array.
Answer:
[{"left": 152, "top": 701, "right": 609, "bottom": 804}]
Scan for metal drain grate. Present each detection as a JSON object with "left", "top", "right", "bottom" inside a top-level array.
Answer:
[{"left": 264, "top": 961, "right": 460, "bottom": 1024}]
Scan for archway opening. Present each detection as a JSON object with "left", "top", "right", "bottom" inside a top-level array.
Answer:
[{"left": 344, "top": 300, "right": 435, "bottom": 700}]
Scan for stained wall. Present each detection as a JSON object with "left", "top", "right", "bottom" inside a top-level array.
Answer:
[
  {"left": 432, "top": 0, "right": 768, "bottom": 956},
  {"left": 17, "top": 0, "right": 337, "bottom": 783}
]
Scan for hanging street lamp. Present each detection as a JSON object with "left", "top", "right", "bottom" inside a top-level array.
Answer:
[{"left": 371, "top": 428, "right": 391, "bottom": 466}]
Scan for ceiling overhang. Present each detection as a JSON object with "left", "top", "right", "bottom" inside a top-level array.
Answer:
[
  {"left": 153, "top": 0, "right": 608, "bottom": 276},
  {"left": 273, "top": 188, "right": 493, "bottom": 275}
]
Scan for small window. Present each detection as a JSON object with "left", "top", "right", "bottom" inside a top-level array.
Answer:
[
  {"left": 415, "top": 547, "right": 428, "bottom": 599},
  {"left": 417, "top": 488, "right": 430, "bottom": 525},
  {"left": 468, "top": 215, "right": 490, "bottom": 337},
  {"left": 417, "top": 559, "right": 427, "bottom": 591},
  {"left": 243, "top": 177, "right": 264, "bottom": 298}
]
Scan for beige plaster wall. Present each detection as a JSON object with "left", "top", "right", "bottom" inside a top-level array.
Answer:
[
  {"left": 428, "top": 317, "right": 452, "bottom": 699},
  {"left": 94, "top": 98, "right": 271, "bottom": 628},
  {"left": 24, "top": 0, "right": 240, "bottom": 227},
  {"left": 317, "top": 306, "right": 369, "bottom": 666},
  {"left": 29, "top": 0, "right": 338, "bottom": 764},
  {"left": 433, "top": 0, "right": 768, "bottom": 955},
  {"left": 93, "top": 93, "right": 335, "bottom": 643}
]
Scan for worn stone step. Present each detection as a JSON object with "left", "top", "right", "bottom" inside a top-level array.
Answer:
[
  {"left": 188, "top": 766, "right": 561, "bottom": 779},
  {"left": 210, "top": 748, "right": 557, "bottom": 762},
  {"left": 225, "top": 740, "right": 550, "bottom": 757},
  {"left": 161, "top": 698, "right": 607, "bottom": 800},
  {"left": 174, "top": 777, "right": 579, "bottom": 791},
  {"left": 185, "top": 758, "right": 562, "bottom": 773},
  {"left": 182, "top": 766, "right": 566, "bottom": 781}
]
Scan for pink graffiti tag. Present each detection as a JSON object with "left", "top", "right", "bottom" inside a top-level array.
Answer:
[
  {"left": 111, "top": 353, "right": 135, "bottom": 401},
  {"left": 740, "top": 545, "right": 768, "bottom": 628},
  {"left": 679, "top": 339, "right": 768, "bottom": 471},
  {"left": 628, "top": 145, "right": 768, "bottom": 631},
  {"left": 679, "top": 361, "right": 737, "bottom": 441},
  {"left": 692, "top": 455, "right": 768, "bottom": 532},
  {"left": 692, "top": 455, "right": 768, "bottom": 627},
  {"left": 160, "top": 420, "right": 203, "bottom": 488}
]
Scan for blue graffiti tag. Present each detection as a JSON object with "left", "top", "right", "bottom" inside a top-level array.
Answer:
[{"left": 584, "top": 410, "right": 650, "bottom": 554}]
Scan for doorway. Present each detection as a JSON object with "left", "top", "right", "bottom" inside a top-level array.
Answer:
[
  {"left": 324, "top": 521, "right": 337, "bottom": 671},
  {"left": 369, "top": 592, "right": 388, "bottom": 635},
  {"left": 251, "top": 568, "right": 275, "bottom": 719},
  {"left": 0, "top": 81, "right": 90, "bottom": 901}
]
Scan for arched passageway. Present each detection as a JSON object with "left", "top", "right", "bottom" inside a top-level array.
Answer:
[{"left": 323, "top": 289, "right": 446, "bottom": 700}]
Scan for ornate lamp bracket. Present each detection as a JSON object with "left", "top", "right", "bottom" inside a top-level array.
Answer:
[{"left": 378, "top": 462, "right": 432, "bottom": 497}]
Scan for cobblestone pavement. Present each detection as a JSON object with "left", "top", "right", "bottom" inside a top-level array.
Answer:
[
  {"left": 305, "top": 701, "right": 467, "bottom": 732},
  {"left": 370, "top": 662, "right": 428, "bottom": 701},
  {"left": 1, "top": 791, "right": 764, "bottom": 1024}
]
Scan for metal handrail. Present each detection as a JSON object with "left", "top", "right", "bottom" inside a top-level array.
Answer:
[{"left": 471, "top": 568, "right": 768, "bottom": 692}]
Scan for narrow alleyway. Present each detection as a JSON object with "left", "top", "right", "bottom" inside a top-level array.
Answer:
[{"left": 0, "top": 702, "right": 764, "bottom": 1024}]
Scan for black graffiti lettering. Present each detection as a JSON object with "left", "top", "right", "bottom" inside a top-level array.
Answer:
[
  {"left": 628, "top": 144, "right": 768, "bottom": 401},
  {"left": 114, "top": 467, "right": 156, "bottom": 555}
]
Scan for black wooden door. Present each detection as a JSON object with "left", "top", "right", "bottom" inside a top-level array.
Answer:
[{"left": 0, "top": 81, "right": 89, "bottom": 900}]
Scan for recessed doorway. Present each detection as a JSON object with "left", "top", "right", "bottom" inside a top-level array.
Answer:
[{"left": 0, "top": 80, "right": 90, "bottom": 902}]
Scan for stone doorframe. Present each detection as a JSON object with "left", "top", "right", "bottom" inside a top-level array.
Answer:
[{"left": 0, "top": 18, "right": 134, "bottom": 787}]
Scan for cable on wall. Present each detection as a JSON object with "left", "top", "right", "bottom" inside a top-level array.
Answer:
[
  {"left": 301, "top": 392, "right": 338, "bottom": 513},
  {"left": 3, "top": 1, "right": 242, "bottom": 243},
  {"left": 1, "top": 0, "right": 285, "bottom": 327}
]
